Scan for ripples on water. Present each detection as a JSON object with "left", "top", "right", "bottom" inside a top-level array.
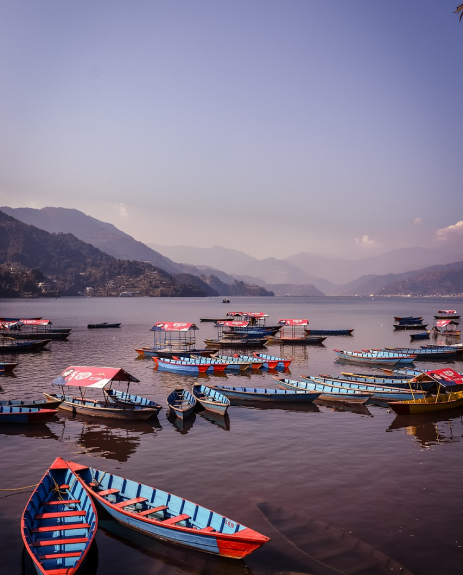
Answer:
[{"left": 1, "top": 296, "right": 463, "bottom": 575}]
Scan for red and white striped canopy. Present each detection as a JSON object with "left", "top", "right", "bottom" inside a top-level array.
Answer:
[
  {"left": 52, "top": 366, "right": 140, "bottom": 388},
  {"left": 278, "top": 319, "right": 309, "bottom": 326},
  {"left": 150, "top": 322, "right": 199, "bottom": 332},
  {"left": 215, "top": 321, "right": 249, "bottom": 327}
]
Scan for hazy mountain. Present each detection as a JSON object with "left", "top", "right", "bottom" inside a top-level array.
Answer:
[
  {"left": 1, "top": 206, "right": 182, "bottom": 275},
  {"left": 286, "top": 245, "right": 463, "bottom": 284},
  {"left": 0, "top": 210, "right": 212, "bottom": 297}
]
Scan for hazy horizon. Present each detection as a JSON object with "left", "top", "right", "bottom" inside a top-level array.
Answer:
[{"left": 1, "top": 1, "right": 462, "bottom": 259}]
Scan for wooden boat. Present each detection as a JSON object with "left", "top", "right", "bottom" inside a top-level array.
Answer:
[
  {"left": 384, "top": 347, "right": 458, "bottom": 360},
  {"left": 301, "top": 375, "right": 427, "bottom": 401},
  {"left": 46, "top": 366, "right": 159, "bottom": 420},
  {"left": 0, "top": 319, "right": 71, "bottom": 340},
  {"left": 104, "top": 389, "right": 162, "bottom": 416},
  {"left": 208, "top": 385, "right": 321, "bottom": 403},
  {"left": 21, "top": 457, "right": 97, "bottom": 575},
  {"left": 204, "top": 338, "right": 268, "bottom": 348},
  {"left": 135, "top": 347, "right": 217, "bottom": 359},
  {"left": 192, "top": 384, "right": 230, "bottom": 415},
  {"left": 393, "top": 323, "right": 428, "bottom": 330},
  {"left": 268, "top": 335, "right": 326, "bottom": 345},
  {"left": 334, "top": 350, "right": 415, "bottom": 366},
  {"left": 0, "top": 397, "right": 62, "bottom": 409},
  {"left": 275, "top": 377, "right": 371, "bottom": 404},
  {"left": 337, "top": 372, "right": 435, "bottom": 390},
  {"left": 212, "top": 355, "right": 260, "bottom": 370},
  {"left": 153, "top": 356, "right": 230, "bottom": 373},
  {"left": 0, "top": 405, "right": 58, "bottom": 423},
  {"left": 410, "top": 331, "right": 430, "bottom": 341},
  {"left": 394, "top": 316, "right": 423, "bottom": 324},
  {"left": 199, "top": 318, "right": 230, "bottom": 322},
  {"left": 166, "top": 388, "right": 196, "bottom": 419},
  {"left": 388, "top": 389, "right": 463, "bottom": 415},
  {"left": 434, "top": 309, "right": 460, "bottom": 320},
  {"left": 305, "top": 329, "right": 354, "bottom": 336},
  {"left": 87, "top": 322, "right": 121, "bottom": 329},
  {"left": 253, "top": 353, "right": 291, "bottom": 369},
  {"left": 432, "top": 320, "right": 461, "bottom": 336},
  {"left": 0, "top": 362, "right": 18, "bottom": 371},
  {"left": 0, "top": 339, "right": 51, "bottom": 353},
  {"left": 68, "top": 460, "right": 269, "bottom": 558}
]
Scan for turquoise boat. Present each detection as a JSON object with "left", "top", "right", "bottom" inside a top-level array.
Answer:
[
  {"left": 167, "top": 388, "right": 196, "bottom": 420},
  {"left": 192, "top": 384, "right": 230, "bottom": 415},
  {"left": 208, "top": 385, "right": 320, "bottom": 403},
  {"left": 275, "top": 377, "right": 371, "bottom": 404}
]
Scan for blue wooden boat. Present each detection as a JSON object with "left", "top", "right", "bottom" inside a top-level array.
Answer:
[
  {"left": 87, "top": 322, "right": 121, "bottom": 329},
  {"left": 0, "top": 339, "right": 51, "bottom": 353},
  {"left": 393, "top": 323, "right": 428, "bottom": 330},
  {"left": 192, "top": 384, "right": 230, "bottom": 415},
  {"left": 213, "top": 355, "right": 261, "bottom": 370},
  {"left": 384, "top": 347, "right": 458, "bottom": 360},
  {"left": 253, "top": 353, "right": 292, "bottom": 370},
  {"left": 135, "top": 347, "right": 217, "bottom": 359},
  {"left": 69, "top": 461, "right": 269, "bottom": 558},
  {"left": 21, "top": 457, "right": 98, "bottom": 575},
  {"left": 104, "top": 389, "right": 162, "bottom": 416},
  {"left": 334, "top": 350, "right": 415, "bottom": 366},
  {"left": 167, "top": 388, "right": 196, "bottom": 419},
  {"left": 0, "top": 397, "right": 62, "bottom": 409},
  {"left": 337, "top": 372, "right": 435, "bottom": 390},
  {"left": 0, "top": 362, "right": 18, "bottom": 371},
  {"left": 153, "top": 357, "right": 229, "bottom": 373},
  {"left": 410, "top": 332, "right": 430, "bottom": 341},
  {"left": 0, "top": 405, "right": 58, "bottom": 423},
  {"left": 204, "top": 337, "right": 269, "bottom": 348},
  {"left": 306, "top": 329, "right": 354, "bottom": 336},
  {"left": 208, "top": 385, "right": 320, "bottom": 403},
  {"left": 275, "top": 377, "right": 371, "bottom": 404},
  {"left": 180, "top": 356, "right": 252, "bottom": 372},
  {"left": 301, "top": 375, "right": 427, "bottom": 401},
  {"left": 394, "top": 316, "right": 423, "bottom": 325}
]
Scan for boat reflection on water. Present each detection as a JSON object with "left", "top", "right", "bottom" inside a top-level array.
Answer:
[
  {"left": 98, "top": 517, "right": 254, "bottom": 575},
  {"left": 252, "top": 501, "right": 414, "bottom": 575},
  {"left": 22, "top": 541, "right": 99, "bottom": 575},
  {"left": 72, "top": 418, "right": 162, "bottom": 462},
  {"left": 236, "top": 401, "right": 320, "bottom": 414},
  {"left": 387, "top": 406, "right": 463, "bottom": 448},
  {"left": 0, "top": 422, "right": 59, "bottom": 440},
  {"left": 316, "top": 400, "right": 372, "bottom": 417},
  {"left": 167, "top": 411, "right": 196, "bottom": 434},
  {"left": 198, "top": 409, "right": 231, "bottom": 431}
]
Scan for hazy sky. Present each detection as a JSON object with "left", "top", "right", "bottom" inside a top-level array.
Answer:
[{"left": 1, "top": 1, "right": 462, "bottom": 259}]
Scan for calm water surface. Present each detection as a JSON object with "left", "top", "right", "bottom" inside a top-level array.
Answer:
[{"left": 1, "top": 296, "right": 462, "bottom": 575}]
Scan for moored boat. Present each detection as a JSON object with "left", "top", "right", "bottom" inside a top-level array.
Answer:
[
  {"left": 393, "top": 323, "right": 428, "bottom": 331},
  {"left": 192, "top": 384, "right": 230, "bottom": 415},
  {"left": 383, "top": 347, "right": 458, "bottom": 360},
  {"left": 0, "top": 339, "right": 51, "bottom": 353},
  {"left": 394, "top": 316, "right": 423, "bottom": 324},
  {"left": 434, "top": 309, "right": 460, "bottom": 320},
  {"left": 153, "top": 356, "right": 230, "bottom": 373},
  {"left": 253, "top": 353, "right": 292, "bottom": 370},
  {"left": 305, "top": 329, "right": 354, "bottom": 336},
  {"left": 21, "top": 457, "right": 97, "bottom": 575},
  {"left": 68, "top": 460, "right": 269, "bottom": 558},
  {"left": 87, "top": 322, "right": 121, "bottom": 329},
  {"left": 104, "top": 389, "right": 162, "bottom": 415},
  {"left": 0, "top": 405, "right": 58, "bottom": 423},
  {"left": 275, "top": 377, "right": 371, "bottom": 404},
  {"left": 410, "top": 331, "right": 430, "bottom": 341},
  {"left": 0, "top": 319, "right": 71, "bottom": 340},
  {"left": 432, "top": 320, "right": 461, "bottom": 336},
  {"left": 45, "top": 366, "right": 159, "bottom": 420},
  {"left": 0, "top": 362, "right": 18, "bottom": 371},
  {"left": 204, "top": 337, "right": 268, "bottom": 348},
  {"left": 166, "top": 388, "right": 196, "bottom": 419},
  {"left": 208, "top": 385, "right": 321, "bottom": 403},
  {"left": 0, "top": 397, "right": 62, "bottom": 409},
  {"left": 334, "top": 350, "right": 415, "bottom": 366}
]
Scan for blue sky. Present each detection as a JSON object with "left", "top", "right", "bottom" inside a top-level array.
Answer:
[{"left": 1, "top": 1, "right": 462, "bottom": 258}]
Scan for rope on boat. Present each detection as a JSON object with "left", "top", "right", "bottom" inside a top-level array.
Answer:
[{"left": 0, "top": 484, "right": 38, "bottom": 491}]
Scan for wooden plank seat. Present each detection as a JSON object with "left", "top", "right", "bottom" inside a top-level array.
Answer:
[
  {"left": 98, "top": 488, "right": 120, "bottom": 496},
  {"left": 43, "top": 499, "right": 81, "bottom": 506},
  {"left": 114, "top": 497, "right": 147, "bottom": 508},
  {"left": 58, "top": 485, "right": 70, "bottom": 490},
  {"left": 35, "top": 510, "right": 86, "bottom": 520},
  {"left": 162, "top": 513, "right": 190, "bottom": 525},
  {"left": 47, "top": 569, "right": 78, "bottom": 575},
  {"left": 32, "top": 523, "right": 90, "bottom": 533},
  {"left": 198, "top": 526, "right": 216, "bottom": 532},
  {"left": 31, "top": 537, "right": 88, "bottom": 547},
  {"left": 38, "top": 552, "right": 82, "bottom": 560},
  {"left": 137, "top": 505, "right": 168, "bottom": 517}
]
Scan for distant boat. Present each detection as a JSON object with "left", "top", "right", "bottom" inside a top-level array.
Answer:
[
  {"left": 393, "top": 323, "right": 428, "bottom": 331},
  {"left": 87, "top": 322, "right": 121, "bottom": 329},
  {"left": 22, "top": 457, "right": 98, "bottom": 575},
  {"left": 434, "top": 310, "right": 460, "bottom": 320},
  {"left": 0, "top": 339, "right": 51, "bottom": 353},
  {"left": 410, "top": 331, "right": 430, "bottom": 341},
  {"left": 305, "top": 329, "right": 354, "bottom": 336}
]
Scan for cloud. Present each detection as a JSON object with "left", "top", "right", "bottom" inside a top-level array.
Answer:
[
  {"left": 118, "top": 203, "right": 128, "bottom": 218},
  {"left": 355, "top": 235, "right": 379, "bottom": 248},
  {"left": 413, "top": 217, "right": 423, "bottom": 225},
  {"left": 436, "top": 221, "right": 463, "bottom": 241}
]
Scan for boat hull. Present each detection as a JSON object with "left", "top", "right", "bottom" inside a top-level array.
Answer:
[
  {"left": 0, "top": 406, "right": 57, "bottom": 423},
  {"left": 87, "top": 323, "right": 121, "bottom": 329},
  {"left": 210, "top": 385, "right": 320, "bottom": 403},
  {"left": 44, "top": 393, "right": 157, "bottom": 420},
  {"left": 388, "top": 390, "right": 463, "bottom": 415},
  {"left": 0, "top": 339, "right": 51, "bottom": 353},
  {"left": 268, "top": 336, "right": 326, "bottom": 345},
  {"left": 276, "top": 378, "right": 371, "bottom": 404},
  {"left": 192, "top": 385, "right": 230, "bottom": 415}
]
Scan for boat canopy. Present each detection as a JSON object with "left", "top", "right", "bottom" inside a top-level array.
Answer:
[
  {"left": 215, "top": 321, "right": 249, "bottom": 327},
  {"left": 20, "top": 319, "right": 52, "bottom": 326},
  {"left": 412, "top": 368, "right": 463, "bottom": 388},
  {"left": 0, "top": 321, "right": 23, "bottom": 329},
  {"left": 437, "top": 310, "right": 457, "bottom": 314},
  {"left": 278, "top": 319, "right": 309, "bottom": 326},
  {"left": 150, "top": 322, "right": 199, "bottom": 332},
  {"left": 52, "top": 366, "right": 140, "bottom": 388},
  {"left": 225, "top": 311, "right": 245, "bottom": 317},
  {"left": 435, "top": 320, "right": 457, "bottom": 327}
]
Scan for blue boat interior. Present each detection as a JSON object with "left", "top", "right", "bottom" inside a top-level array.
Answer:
[
  {"left": 22, "top": 466, "right": 96, "bottom": 573},
  {"left": 192, "top": 385, "right": 229, "bottom": 405}
]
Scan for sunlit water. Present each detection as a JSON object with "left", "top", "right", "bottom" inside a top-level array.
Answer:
[{"left": 1, "top": 296, "right": 462, "bottom": 575}]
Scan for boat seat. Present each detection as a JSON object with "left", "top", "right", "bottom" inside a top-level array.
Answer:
[
  {"left": 199, "top": 526, "right": 216, "bottom": 532},
  {"left": 38, "top": 551, "right": 82, "bottom": 560},
  {"left": 43, "top": 499, "right": 81, "bottom": 506},
  {"left": 32, "top": 523, "right": 90, "bottom": 533},
  {"left": 98, "top": 488, "right": 120, "bottom": 496},
  {"left": 114, "top": 497, "right": 147, "bottom": 508},
  {"left": 35, "top": 510, "right": 86, "bottom": 520},
  {"left": 31, "top": 537, "right": 88, "bottom": 547},
  {"left": 59, "top": 484, "right": 70, "bottom": 490},
  {"left": 137, "top": 505, "right": 168, "bottom": 517},
  {"left": 162, "top": 513, "right": 191, "bottom": 525},
  {"left": 46, "top": 570, "right": 79, "bottom": 575}
]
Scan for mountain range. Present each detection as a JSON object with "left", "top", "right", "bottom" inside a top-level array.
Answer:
[{"left": 2, "top": 206, "right": 463, "bottom": 296}]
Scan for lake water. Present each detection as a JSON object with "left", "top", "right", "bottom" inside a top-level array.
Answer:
[{"left": 1, "top": 296, "right": 462, "bottom": 575}]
